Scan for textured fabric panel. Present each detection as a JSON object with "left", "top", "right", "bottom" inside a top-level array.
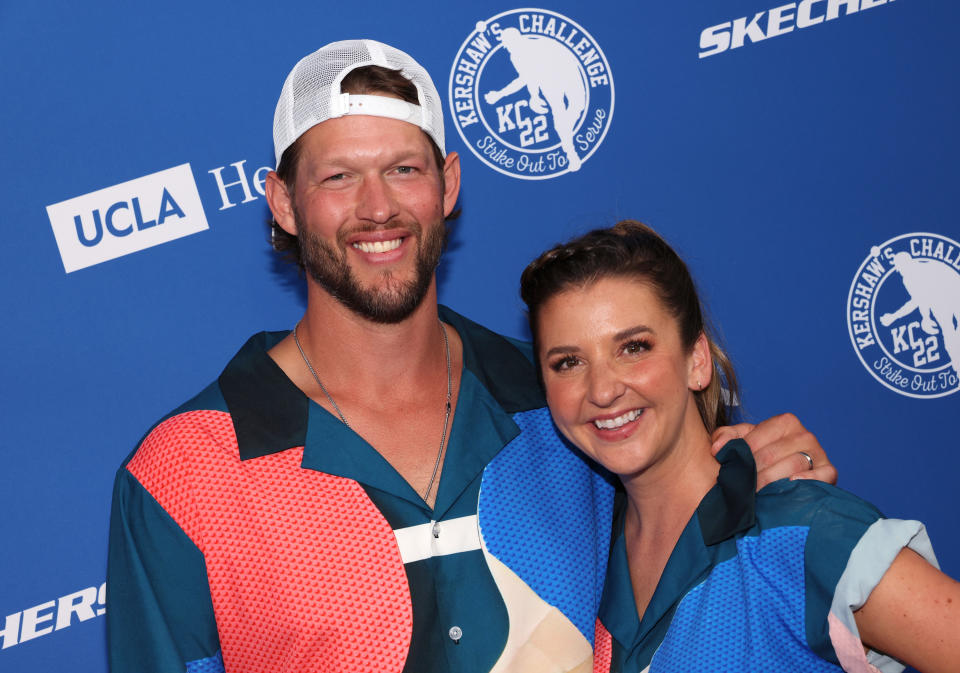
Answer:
[
  {"left": 127, "top": 409, "right": 412, "bottom": 673},
  {"left": 186, "top": 650, "right": 225, "bottom": 673},
  {"left": 592, "top": 619, "right": 613, "bottom": 673},
  {"left": 652, "top": 526, "right": 838, "bottom": 671},
  {"left": 478, "top": 407, "right": 614, "bottom": 644}
]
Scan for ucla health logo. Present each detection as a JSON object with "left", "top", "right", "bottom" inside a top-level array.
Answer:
[
  {"left": 847, "top": 232, "right": 960, "bottom": 398},
  {"left": 46, "top": 164, "right": 208, "bottom": 273},
  {"left": 449, "top": 9, "right": 614, "bottom": 179}
]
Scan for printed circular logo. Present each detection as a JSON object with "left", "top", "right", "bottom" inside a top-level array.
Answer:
[
  {"left": 448, "top": 9, "right": 614, "bottom": 180},
  {"left": 847, "top": 232, "right": 960, "bottom": 398}
]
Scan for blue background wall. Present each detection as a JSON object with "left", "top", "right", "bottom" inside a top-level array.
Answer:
[{"left": 2, "top": 1, "right": 956, "bottom": 670}]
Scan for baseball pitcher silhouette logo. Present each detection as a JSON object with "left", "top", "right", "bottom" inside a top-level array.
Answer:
[
  {"left": 847, "top": 232, "right": 960, "bottom": 398},
  {"left": 450, "top": 9, "right": 614, "bottom": 180}
]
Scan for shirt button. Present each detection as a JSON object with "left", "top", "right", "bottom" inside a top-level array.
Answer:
[
  {"left": 432, "top": 521, "right": 441, "bottom": 538},
  {"left": 448, "top": 626, "right": 462, "bottom": 643}
]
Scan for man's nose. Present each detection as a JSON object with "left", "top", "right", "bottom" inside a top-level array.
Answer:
[{"left": 355, "top": 175, "right": 399, "bottom": 224}]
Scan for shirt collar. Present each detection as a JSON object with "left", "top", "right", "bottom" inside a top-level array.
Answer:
[
  {"left": 599, "top": 439, "right": 758, "bottom": 651},
  {"left": 218, "top": 330, "right": 306, "bottom": 460},
  {"left": 697, "top": 439, "right": 757, "bottom": 545},
  {"left": 438, "top": 305, "right": 546, "bottom": 413},
  {"left": 216, "top": 307, "right": 544, "bottom": 513}
]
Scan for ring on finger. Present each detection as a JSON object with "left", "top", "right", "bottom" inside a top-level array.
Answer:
[{"left": 798, "top": 451, "right": 814, "bottom": 471}]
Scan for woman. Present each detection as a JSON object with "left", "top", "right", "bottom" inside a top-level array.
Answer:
[{"left": 520, "top": 220, "right": 959, "bottom": 672}]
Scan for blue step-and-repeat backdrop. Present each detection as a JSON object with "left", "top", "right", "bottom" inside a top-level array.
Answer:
[{"left": 2, "top": 1, "right": 956, "bottom": 670}]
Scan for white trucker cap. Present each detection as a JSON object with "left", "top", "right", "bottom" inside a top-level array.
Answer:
[{"left": 273, "top": 39, "right": 445, "bottom": 167}]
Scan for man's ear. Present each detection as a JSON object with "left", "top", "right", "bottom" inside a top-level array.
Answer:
[
  {"left": 441, "top": 152, "right": 461, "bottom": 218},
  {"left": 265, "top": 171, "right": 297, "bottom": 235},
  {"left": 689, "top": 332, "right": 713, "bottom": 391}
]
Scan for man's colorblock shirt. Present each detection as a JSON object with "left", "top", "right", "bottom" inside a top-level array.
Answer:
[{"left": 108, "top": 307, "right": 616, "bottom": 673}]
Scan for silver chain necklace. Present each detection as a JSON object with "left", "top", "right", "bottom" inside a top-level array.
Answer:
[{"left": 293, "top": 320, "right": 453, "bottom": 504}]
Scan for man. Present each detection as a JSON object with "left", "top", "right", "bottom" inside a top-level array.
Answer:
[{"left": 107, "top": 39, "right": 834, "bottom": 673}]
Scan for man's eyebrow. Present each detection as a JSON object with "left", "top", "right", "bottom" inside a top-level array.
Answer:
[{"left": 310, "top": 147, "right": 429, "bottom": 168}]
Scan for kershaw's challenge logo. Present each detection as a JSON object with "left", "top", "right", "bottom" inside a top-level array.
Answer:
[
  {"left": 847, "top": 232, "right": 960, "bottom": 398},
  {"left": 449, "top": 9, "right": 614, "bottom": 180}
]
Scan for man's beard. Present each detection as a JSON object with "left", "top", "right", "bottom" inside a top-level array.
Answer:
[{"left": 297, "top": 212, "right": 447, "bottom": 324}]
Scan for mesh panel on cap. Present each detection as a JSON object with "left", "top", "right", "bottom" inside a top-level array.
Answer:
[{"left": 273, "top": 39, "right": 445, "bottom": 166}]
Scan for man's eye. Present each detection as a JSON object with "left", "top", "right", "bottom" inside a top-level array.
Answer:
[{"left": 395, "top": 166, "right": 415, "bottom": 175}]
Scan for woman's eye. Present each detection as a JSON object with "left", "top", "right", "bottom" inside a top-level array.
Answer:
[
  {"left": 551, "top": 356, "right": 581, "bottom": 372},
  {"left": 623, "top": 340, "right": 649, "bottom": 355}
]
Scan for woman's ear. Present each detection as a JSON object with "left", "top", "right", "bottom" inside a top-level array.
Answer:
[{"left": 689, "top": 332, "right": 713, "bottom": 391}]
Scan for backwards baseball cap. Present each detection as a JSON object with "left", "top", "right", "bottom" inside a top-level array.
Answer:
[{"left": 273, "top": 39, "right": 445, "bottom": 167}]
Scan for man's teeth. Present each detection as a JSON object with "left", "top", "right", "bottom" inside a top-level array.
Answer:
[
  {"left": 353, "top": 238, "right": 402, "bottom": 253},
  {"left": 594, "top": 409, "right": 643, "bottom": 430}
]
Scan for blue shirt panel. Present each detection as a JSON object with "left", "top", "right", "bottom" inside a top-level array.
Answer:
[
  {"left": 600, "top": 441, "right": 882, "bottom": 672},
  {"left": 479, "top": 407, "right": 615, "bottom": 644}
]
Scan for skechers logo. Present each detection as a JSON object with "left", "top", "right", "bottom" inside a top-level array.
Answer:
[
  {"left": 699, "top": 0, "right": 897, "bottom": 58},
  {"left": 46, "top": 164, "right": 208, "bottom": 273},
  {"left": 1, "top": 582, "right": 105, "bottom": 649}
]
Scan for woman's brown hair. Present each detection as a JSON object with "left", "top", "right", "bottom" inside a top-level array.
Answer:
[{"left": 520, "top": 219, "right": 739, "bottom": 433}]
